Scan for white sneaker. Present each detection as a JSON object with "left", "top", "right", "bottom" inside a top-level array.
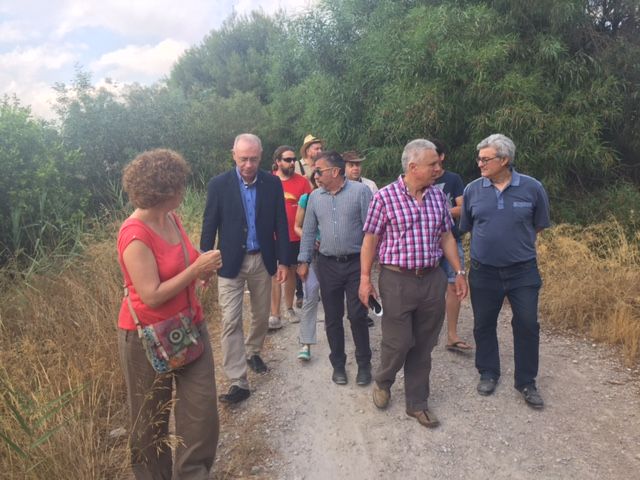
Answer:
[
  {"left": 268, "top": 315, "right": 282, "bottom": 330},
  {"left": 286, "top": 308, "right": 299, "bottom": 324}
]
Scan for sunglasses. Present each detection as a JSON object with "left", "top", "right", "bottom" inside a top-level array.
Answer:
[
  {"left": 313, "top": 167, "right": 334, "bottom": 176},
  {"left": 280, "top": 156, "right": 297, "bottom": 163}
]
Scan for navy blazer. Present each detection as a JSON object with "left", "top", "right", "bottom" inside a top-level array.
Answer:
[{"left": 200, "top": 168, "right": 290, "bottom": 278}]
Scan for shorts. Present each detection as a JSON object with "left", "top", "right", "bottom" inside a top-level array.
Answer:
[{"left": 440, "top": 240, "right": 465, "bottom": 284}]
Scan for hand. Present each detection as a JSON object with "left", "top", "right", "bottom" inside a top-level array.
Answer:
[
  {"left": 358, "top": 276, "right": 378, "bottom": 308},
  {"left": 195, "top": 249, "right": 222, "bottom": 278},
  {"left": 276, "top": 264, "right": 288, "bottom": 284},
  {"left": 297, "top": 263, "right": 309, "bottom": 281},
  {"left": 454, "top": 274, "right": 468, "bottom": 301}
]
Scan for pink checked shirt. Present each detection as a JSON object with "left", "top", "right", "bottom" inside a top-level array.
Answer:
[{"left": 363, "top": 175, "right": 453, "bottom": 269}]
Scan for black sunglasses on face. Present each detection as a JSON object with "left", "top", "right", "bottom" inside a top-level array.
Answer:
[{"left": 280, "top": 157, "right": 297, "bottom": 163}]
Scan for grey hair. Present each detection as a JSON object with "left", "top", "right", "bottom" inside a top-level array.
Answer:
[
  {"left": 401, "top": 139, "right": 438, "bottom": 173},
  {"left": 476, "top": 134, "right": 515, "bottom": 161},
  {"left": 233, "top": 133, "right": 263, "bottom": 151}
]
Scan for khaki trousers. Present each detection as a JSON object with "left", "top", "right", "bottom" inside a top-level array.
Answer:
[
  {"left": 217, "top": 253, "right": 271, "bottom": 389},
  {"left": 118, "top": 324, "right": 219, "bottom": 480},
  {"left": 375, "top": 267, "right": 447, "bottom": 411}
]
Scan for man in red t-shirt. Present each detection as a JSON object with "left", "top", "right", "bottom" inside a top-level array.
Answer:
[{"left": 269, "top": 145, "right": 312, "bottom": 329}]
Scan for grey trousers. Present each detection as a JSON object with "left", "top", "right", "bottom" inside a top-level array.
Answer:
[
  {"left": 299, "top": 258, "right": 320, "bottom": 345},
  {"left": 217, "top": 253, "right": 271, "bottom": 389},
  {"left": 118, "top": 324, "right": 219, "bottom": 480},
  {"left": 375, "top": 267, "right": 447, "bottom": 411}
]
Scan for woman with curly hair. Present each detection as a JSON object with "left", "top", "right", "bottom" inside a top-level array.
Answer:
[{"left": 117, "top": 149, "right": 221, "bottom": 479}]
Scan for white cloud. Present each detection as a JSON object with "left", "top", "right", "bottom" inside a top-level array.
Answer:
[
  {"left": 0, "top": 20, "right": 35, "bottom": 43},
  {"left": 53, "top": 0, "right": 230, "bottom": 43},
  {"left": 1, "top": 78, "right": 59, "bottom": 120},
  {"left": 0, "top": 44, "right": 78, "bottom": 73},
  {"left": 90, "top": 38, "right": 189, "bottom": 83},
  {"left": 0, "top": 0, "right": 319, "bottom": 119}
]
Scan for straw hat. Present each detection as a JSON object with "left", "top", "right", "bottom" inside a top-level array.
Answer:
[{"left": 300, "top": 134, "right": 323, "bottom": 158}]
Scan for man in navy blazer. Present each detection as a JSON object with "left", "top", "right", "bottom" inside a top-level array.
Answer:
[{"left": 200, "top": 133, "right": 290, "bottom": 404}]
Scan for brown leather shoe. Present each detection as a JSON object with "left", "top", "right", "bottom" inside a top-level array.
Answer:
[
  {"left": 406, "top": 409, "right": 440, "bottom": 428},
  {"left": 372, "top": 382, "right": 390, "bottom": 409}
]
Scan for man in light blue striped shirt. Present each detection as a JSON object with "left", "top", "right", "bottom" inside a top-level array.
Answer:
[{"left": 297, "top": 151, "right": 373, "bottom": 386}]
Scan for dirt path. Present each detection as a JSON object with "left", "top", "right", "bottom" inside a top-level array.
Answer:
[{"left": 215, "top": 297, "right": 640, "bottom": 479}]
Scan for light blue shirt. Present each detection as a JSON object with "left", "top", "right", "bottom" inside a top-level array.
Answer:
[
  {"left": 298, "top": 180, "right": 372, "bottom": 263},
  {"left": 235, "top": 167, "right": 260, "bottom": 251}
]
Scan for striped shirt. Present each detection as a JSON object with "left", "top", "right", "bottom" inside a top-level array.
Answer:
[
  {"left": 298, "top": 179, "right": 372, "bottom": 262},
  {"left": 363, "top": 175, "right": 453, "bottom": 269}
]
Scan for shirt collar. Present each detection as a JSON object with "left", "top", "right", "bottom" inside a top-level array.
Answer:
[
  {"left": 481, "top": 167, "right": 520, "bottom": 188},
  {"left": 236, "top": 166, "right": 258, "bottom": 187},
  {"left": 397, "top": 174, "right": 431, "bottom": 198},
  {"left": 319, "top": 177, "right": 348, "bottom": 195}
]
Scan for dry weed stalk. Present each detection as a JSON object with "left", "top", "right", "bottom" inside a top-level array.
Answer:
[
  {"left": 538, "top": 221, "right": 640, "bottom": 365},
  {"left": 0, "top": 233, "right": 129, "bottom": 479}
]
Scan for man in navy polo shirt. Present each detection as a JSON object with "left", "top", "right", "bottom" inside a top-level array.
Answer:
[{"left": 459, "top": 134, "right": 550, "bottom": 409}]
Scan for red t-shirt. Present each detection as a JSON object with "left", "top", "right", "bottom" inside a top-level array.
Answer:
[
  {"left": 279, "top": 173, "right": 312, "bottom": 242},
  {"left": 117, "top": 213, "right": 203, "bottom": 330}
]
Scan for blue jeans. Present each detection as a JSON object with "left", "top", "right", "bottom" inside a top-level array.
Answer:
[{"left": 469, "top": 258, "right": 542, "bottom": 389}]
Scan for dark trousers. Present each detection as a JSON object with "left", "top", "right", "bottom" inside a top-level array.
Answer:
[
  {"left": 375, "top": 267, "right": 447, "bottom": 411},
  {"left": 296, "top": 276, "right": 304, "bottom": 300},
  {"left": 469, "top": 258, "right": 542, "bottom": 389},
  {"left": 316, "top": 254, "right": 371, "bottom": 368}
]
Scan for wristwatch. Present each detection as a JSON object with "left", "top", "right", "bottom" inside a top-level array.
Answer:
[{"left": 455, "top": 270, "right": 466, "bottom": 276}]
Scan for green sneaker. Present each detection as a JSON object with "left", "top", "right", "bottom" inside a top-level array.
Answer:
[{"left": 297, "top": 344, "right": 311, "bottom": 361}]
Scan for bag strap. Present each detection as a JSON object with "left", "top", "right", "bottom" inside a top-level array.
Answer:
[
  {"left": 123, "top": 212, "right": 195, "bottom": 333},
  {"left": 167, "top": 212, "right": 194, "bottom": 315}
]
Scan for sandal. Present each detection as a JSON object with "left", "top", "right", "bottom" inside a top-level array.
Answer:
[{"left": 446, "top": 340, "right": 473, "bottom": 353}]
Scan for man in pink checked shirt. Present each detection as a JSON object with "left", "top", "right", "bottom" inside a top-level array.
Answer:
[{"left": 359, "top": 139, "right": 468, "bottom": 429}]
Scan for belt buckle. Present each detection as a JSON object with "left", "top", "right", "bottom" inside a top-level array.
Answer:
[{"left": 337, "top": 255, "right": 347, "bottom": 263}]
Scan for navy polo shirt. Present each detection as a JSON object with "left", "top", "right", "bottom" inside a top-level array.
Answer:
[{"left": 459, "top": 169, "right": 550, "bottom": 267}]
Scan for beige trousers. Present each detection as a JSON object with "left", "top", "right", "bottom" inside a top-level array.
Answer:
[
  {"left": 217, "top": 253, "right": 272, "bottom": 389},
  {"left": 118, "top": 324, "right": 219, "bottom": 480}
]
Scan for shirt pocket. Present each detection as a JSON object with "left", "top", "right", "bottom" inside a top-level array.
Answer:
[{"left": 512, "top": 201, "right": 533, "bottom": 223}]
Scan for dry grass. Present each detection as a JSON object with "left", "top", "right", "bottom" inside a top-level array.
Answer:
[
  {"left": 0, "top": 229, "right": 128, "bottom": 479},
  {"left": 0, "top": 207, "right": 272, "bottom": 478},
  {"left": 538, "top": 221, "right": 640, "bottom": 366}
]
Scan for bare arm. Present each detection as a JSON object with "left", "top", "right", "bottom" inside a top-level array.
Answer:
[
  {"left": 358, "top": 233, "right": 379, "bottom": 306},
  {"left": 294, "top": 205, "right": 306, "bottom": 238},
  {"left": 123, "top": 240, "right": 221, "bottom": 308},
  {"left": 450, "top": 195, "right": 463, "bottom": 219}
]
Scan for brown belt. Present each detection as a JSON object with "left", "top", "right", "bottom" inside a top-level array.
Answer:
[
  {"left": 246, "top": 250, "right": 260, "bottom": 255},
  {"left": 382, "top": 264, "right": 437, "bottom": 278}
]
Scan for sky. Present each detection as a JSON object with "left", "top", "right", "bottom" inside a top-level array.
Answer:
[{"left": 0, "top": 0, "right": 316, "bottom": 120}]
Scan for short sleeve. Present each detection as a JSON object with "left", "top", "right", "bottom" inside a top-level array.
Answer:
[
  {"left": 298, "top": 193, "right": 309, "bottom": 209},
  {"left": 117, "top": 221, "right": 154, "bottom": 254},
  {"left": 363, "top": 193, "right": 387, "bottom": 236}
]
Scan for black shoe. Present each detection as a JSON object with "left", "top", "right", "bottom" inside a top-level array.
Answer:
[
  {"left": 356, "top": 365, "right": 372, "bottom": 386},
  {"left": 247, "top": 355, "right": 268, "bottom": 374},
  {"left": 520, "top": 384, "right": 544, "bottom": 409},
  {"left": 367, "top": 316, "right": 374, "bottom": 327},
  {"left": 332, "top": 367, "right": 348, "bottom": 385},
  {"left": 477, "top": 377, "right": 498, "bottom": 396},
  {"left": 218, "top": 385, "right": 250, "bottom": 404}
]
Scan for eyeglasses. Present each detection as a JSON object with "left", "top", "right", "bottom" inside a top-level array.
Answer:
[
  {"left": 313, "top": 167, "right": 334, "bottom": 176},
  {"left": 475, "top": 156, "right": 501, "bottom": 165},
  {"left": 280, "top": 157, "right": 296, "bottom": 163}
]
